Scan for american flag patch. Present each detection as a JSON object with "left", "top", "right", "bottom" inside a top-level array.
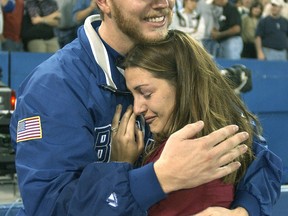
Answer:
[{"left": 17, "top": 116, "right": 42, "bottom": 142}]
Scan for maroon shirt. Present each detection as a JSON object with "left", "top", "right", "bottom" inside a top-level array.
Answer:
[
  {"left": 3, "top": 0, "right": 24, "bottom": 42},
  {"left": 146, "top": 141, "right": 234, "bottom": 216}
]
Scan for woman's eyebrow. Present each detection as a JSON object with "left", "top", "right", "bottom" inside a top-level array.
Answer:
[{"left": 134, "top": 84, "right": 149, "bottom": 91}]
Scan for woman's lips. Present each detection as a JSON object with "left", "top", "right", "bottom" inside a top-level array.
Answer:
[{"left": 145, "top": 116, "right": 156, "bottom": 124}]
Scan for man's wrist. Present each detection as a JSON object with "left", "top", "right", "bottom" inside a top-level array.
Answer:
[{"left": 154, "top": 160, "right": 177, "bottom": 193}]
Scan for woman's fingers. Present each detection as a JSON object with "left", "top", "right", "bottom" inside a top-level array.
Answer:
[
  {"left": 117, "top": 105, "right": 133, "bottom": 135},
  {"left": 111, "top": 104, "right": 122, "bottom": 133},
  {"left": 134, "top": 123, "right": 144, "bottom": 153}
]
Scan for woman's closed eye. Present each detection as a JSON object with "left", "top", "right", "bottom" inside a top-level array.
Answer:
[
  {"left": 143, "top": 93, "right": 152, "bottom": 99},
  {"left": 139, "top": 90, "right": 152, "bottom": 99}
]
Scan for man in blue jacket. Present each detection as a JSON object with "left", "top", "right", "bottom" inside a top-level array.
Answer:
[{"left": 10, "top": 0, "right": 282, "bottom": 215}]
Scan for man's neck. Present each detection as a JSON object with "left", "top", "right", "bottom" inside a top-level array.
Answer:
[
  {"left": 98, "top": 22, "right": 135, "bottom": 56},
  {"left": 270, "top": 13, "right": 281, "bottom": 18}
]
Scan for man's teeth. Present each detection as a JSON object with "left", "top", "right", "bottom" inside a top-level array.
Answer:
[{"left": 147, "top": 16, "right": 164, "bottom": 22}]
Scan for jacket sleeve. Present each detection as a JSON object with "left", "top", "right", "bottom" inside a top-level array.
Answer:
[
  {"left": 9, "top": 57, "right": 166, "bottom": 216},
  {"left": 231, "top": 136, "right": 283, "bottom": 216}
]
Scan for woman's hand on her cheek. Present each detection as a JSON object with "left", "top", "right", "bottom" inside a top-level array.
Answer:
[{"left": 110, "top": 104, "right": 144, "bottom": 164}]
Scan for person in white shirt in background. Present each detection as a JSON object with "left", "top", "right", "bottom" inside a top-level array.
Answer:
[
  {"left": 196, "top": 0, "right": 222, "bottom": 56},
  {"left": 262, "top": 0, "right": 288, "bottom": 19},
  {"left": 170, "top": 0, "right": 205, "bottom": 42}
]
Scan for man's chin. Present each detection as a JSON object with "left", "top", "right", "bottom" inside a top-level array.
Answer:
[{"left": 141, "top": 30, "right": 169, "bottom": 43}]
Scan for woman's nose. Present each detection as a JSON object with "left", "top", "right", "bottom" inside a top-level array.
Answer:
[{"left": 133, "top": 98, "right": 147, "bottom": 115}]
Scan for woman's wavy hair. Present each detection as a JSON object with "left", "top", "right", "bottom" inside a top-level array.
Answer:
[{"left": 123, "top": 30, "right": 262, "bottom": 184}]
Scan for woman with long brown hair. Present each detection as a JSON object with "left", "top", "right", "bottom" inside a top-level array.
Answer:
[{"left": 112, "top": 30, "right": 280, "bottom": 215}]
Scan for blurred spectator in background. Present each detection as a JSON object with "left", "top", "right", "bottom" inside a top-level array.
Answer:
[
  {"left": 72, "top": 0, "right": 98, "bottom": 26},
  {"left": 0, "top": 0, "right": 15, "bottom": 51},
  {"left": 255, "top": 0, "right": 288, "bottom": 60},
  {"left": 197, "top": 0, "right": 222, "bottom": 56},
  {"left": 210, "top": 0, "right": 243, "bottom": 59},
  {"left": 263, "top": 0, "right": 288, "bottom": 19},
  {"left": 241, "top": 1, "right": 263, "bottom": 58},
  {"left": 236, "top": 0, "right": 252, "bottom": 17},
  {"left": 2, "top": 0, "right": 24, "bottom": 51},
  {"left": 170, "top": 0, "right": 206, "bottom": 42},
  {"left": 55, "top": 0, "right": 78, "bottom": 48},
  {"left": 175, "top": 0, "right": 184, "bottom": 9},
  {"left": 260, "top": 0, "right": 271, "bottom": 7},
  {"left": 21, "top": 0, "right": 60, "bottom": 53}
]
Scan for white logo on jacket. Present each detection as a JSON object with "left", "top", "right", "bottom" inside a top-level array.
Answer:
[{"left": 107, "top": 192, "right": 118, "bottom": 207}]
